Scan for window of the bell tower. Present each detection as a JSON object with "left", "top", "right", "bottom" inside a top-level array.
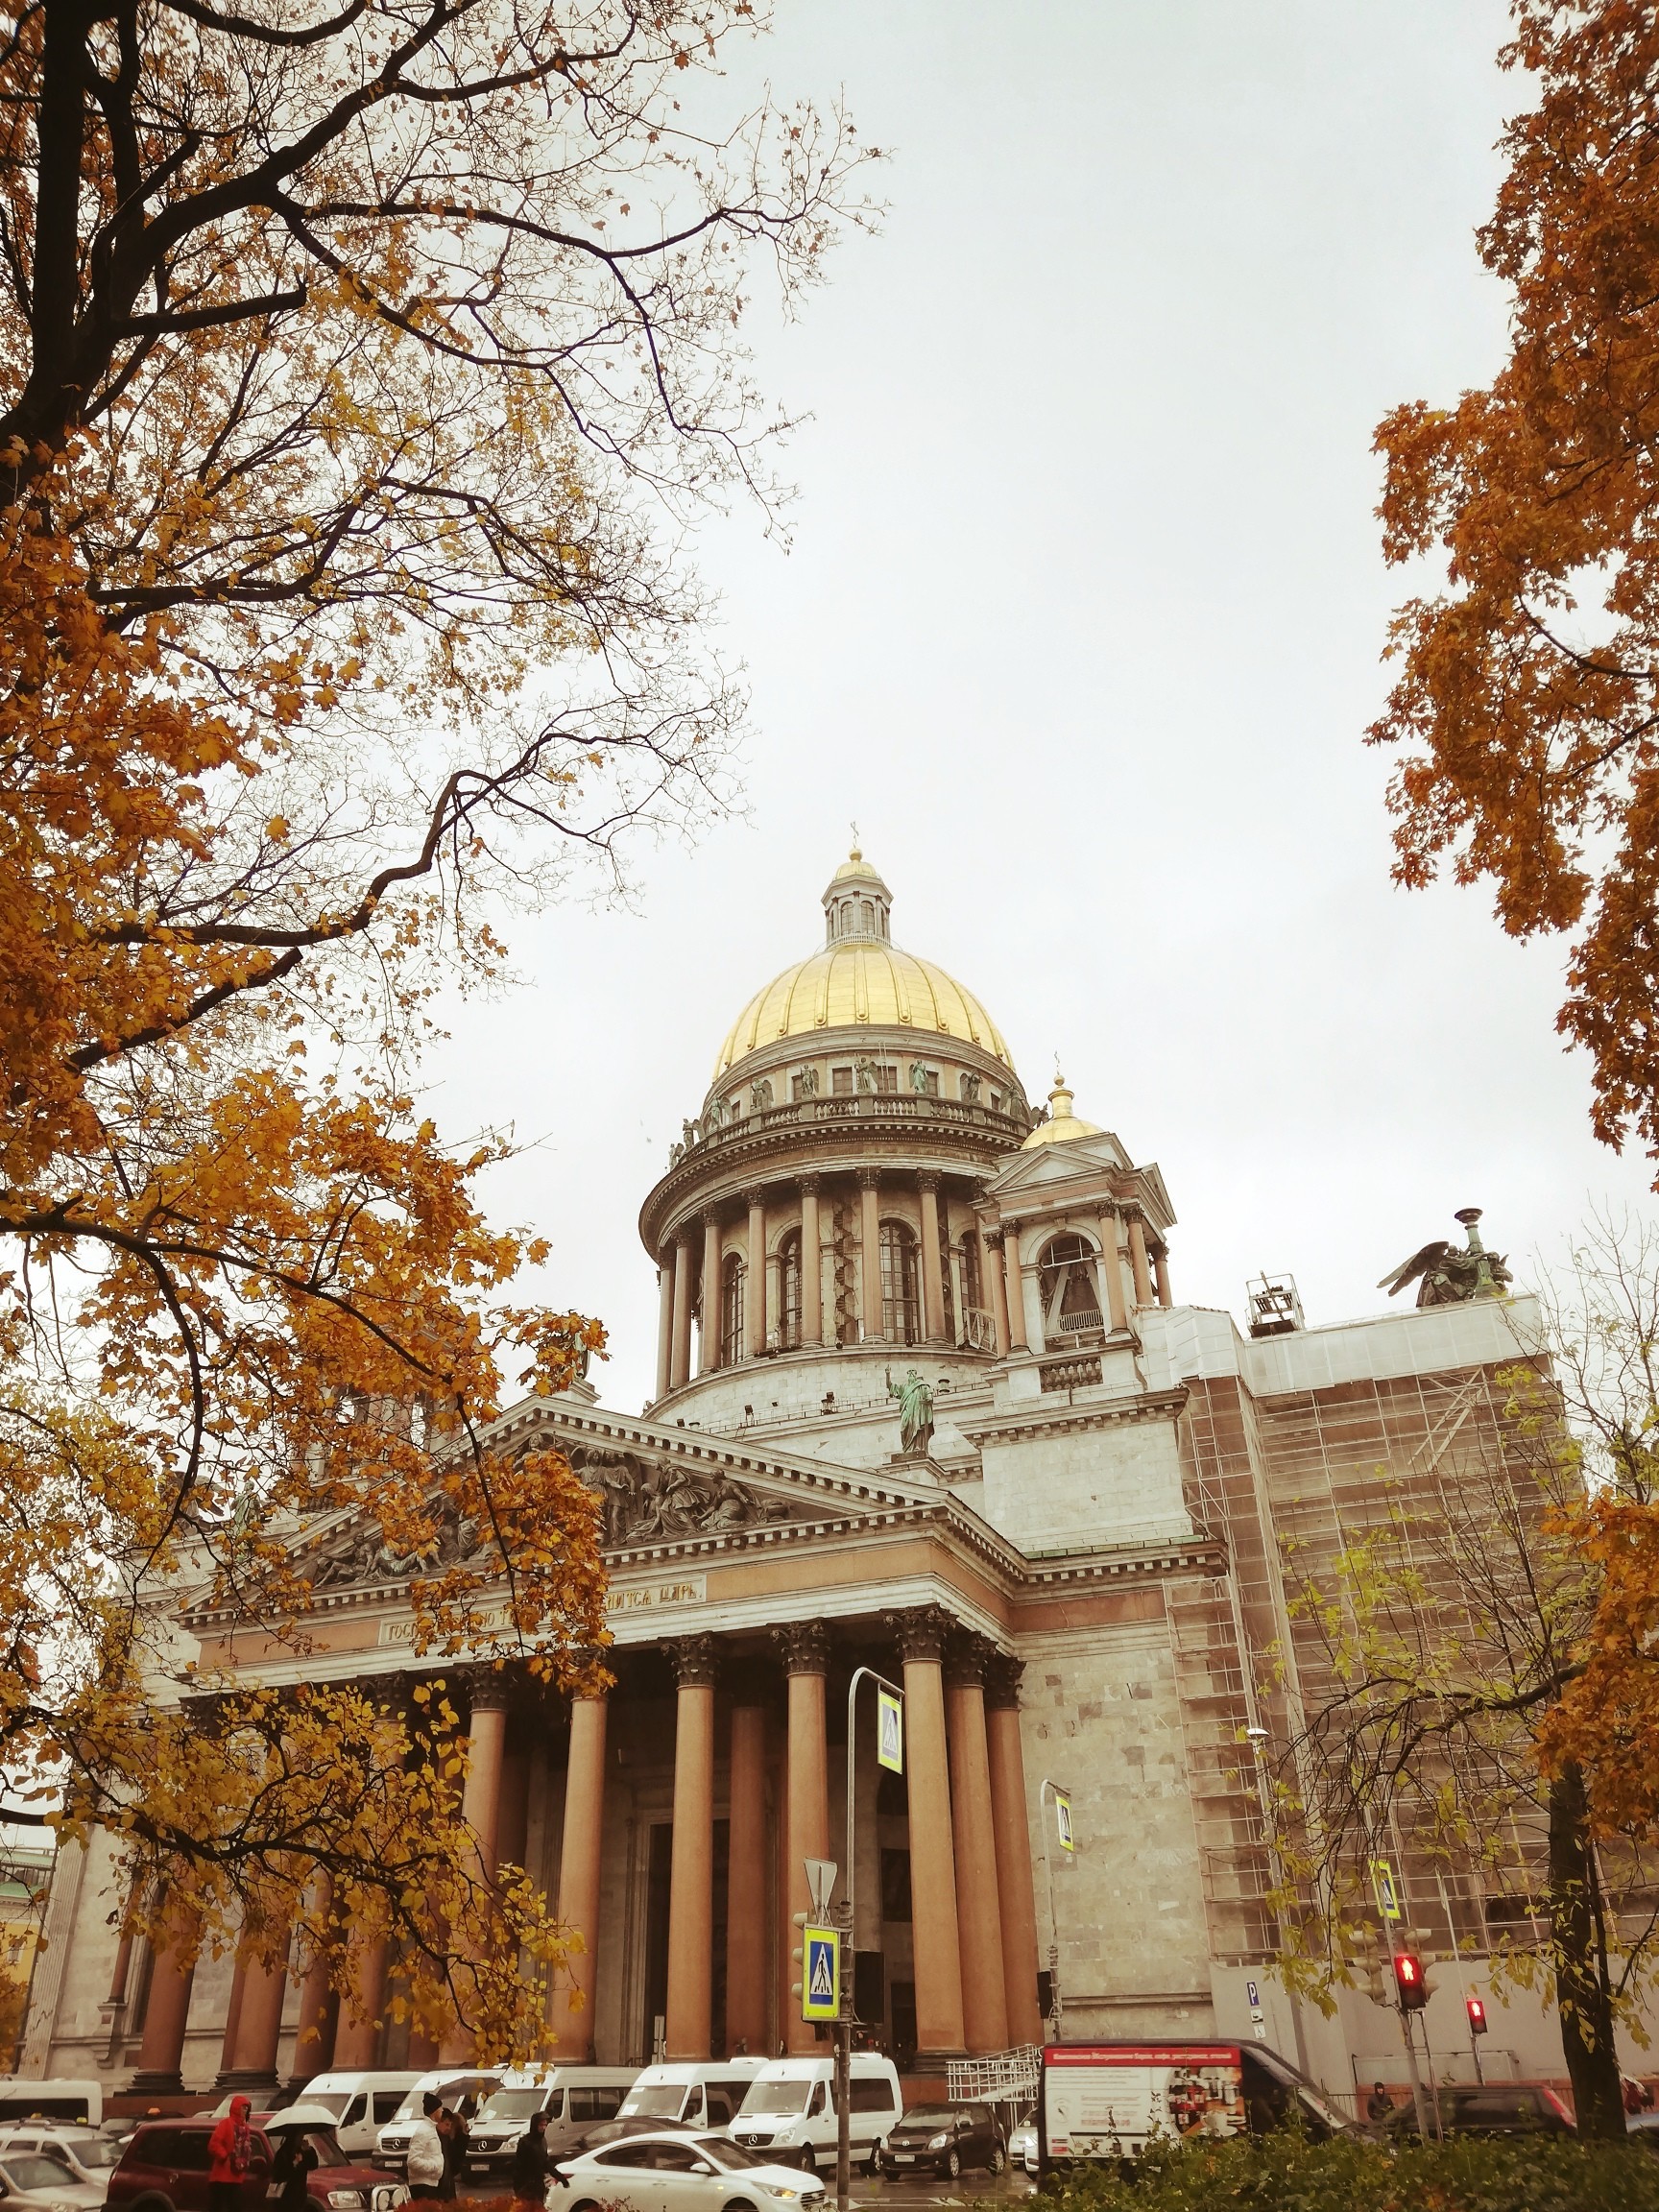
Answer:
[
  {"left": 879, "top": 1220, "right": 920, "bottom": 1344},
  {"left": 1038, "top": 1232, "right": 1104, "bottom": 1337}
]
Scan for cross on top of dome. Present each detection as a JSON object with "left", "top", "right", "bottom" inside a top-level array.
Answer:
[{"left": 823, "top": 838, "right": 893, "bottom": 945}]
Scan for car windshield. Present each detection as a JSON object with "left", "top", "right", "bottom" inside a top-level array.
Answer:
[
  {"left": 624, "top": 2091, "right": 685, "bottom": 2120},
  {"left": 479, "top": 2093, "right": 545, "bottom": 2122},
  {"left": 696, "top": 2141, "right": 763, "bottom": 2172},
  {"left": 3, "top": 2154, "right": 82, "bottom": 2189},
  {"left": 899, "top": 2108, "right": 953, "bottom": 2126},
  {"left": 57, "top": 2139, "right": 120, "bottom": 2169},
  {"left": 739, "top": 2082, "right": 812, "bottom": 2116}
]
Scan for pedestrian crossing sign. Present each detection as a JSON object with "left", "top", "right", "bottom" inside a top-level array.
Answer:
[
  {"left": 878, "top": 1687, "right": 904, "bottom": 1774},
  {"left": 802, "top": 1924, "right": 840, "bottom": 2021}
]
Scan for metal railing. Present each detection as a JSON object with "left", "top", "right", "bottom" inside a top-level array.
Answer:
[{"left": 946, "top": 2046, "right": 1043, "bottom": 2104}]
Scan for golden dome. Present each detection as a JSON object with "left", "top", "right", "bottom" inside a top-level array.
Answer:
[
  {"left": 713, "top": 847, "right": 1015, "bottom": 1078},
  {"left": 714, "top": 942, "right": 1014, "bottom": 1077},
  {"left": 1022, "top": 1076, "right": 1103, "bottom": 1148}
]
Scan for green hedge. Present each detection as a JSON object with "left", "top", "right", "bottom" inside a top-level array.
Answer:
[{"left": 1029, "top": 2130, "right": 1659, "bottom": 2212}]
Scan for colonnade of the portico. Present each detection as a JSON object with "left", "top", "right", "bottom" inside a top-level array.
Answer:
[
  {"left": 656, "top": 1174, "right": 1174, "bottom": 1390},
  {"left": 122, "top": 1615, "right": 1044, "bottom": 2093}
]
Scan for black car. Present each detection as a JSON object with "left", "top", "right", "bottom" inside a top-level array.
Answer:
[
  {"left": 1385, "top": 2083, "right": 1574, "bottom": 2139},
  {"left": 878, "top": 2104, "right": 1003, "bottom": 2180}
]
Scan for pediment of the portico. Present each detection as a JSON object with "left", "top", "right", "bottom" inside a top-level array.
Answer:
[{"left": 295, "top": 1398, "right": 947, "bottom": 1597}]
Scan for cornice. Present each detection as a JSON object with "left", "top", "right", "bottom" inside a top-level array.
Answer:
[
  {"left": 640, "top": 1100, "right": 1025, "bottom": 1252},
  {"left": 955, "top": 1384, "right": 1190, "bottom": 1447}
]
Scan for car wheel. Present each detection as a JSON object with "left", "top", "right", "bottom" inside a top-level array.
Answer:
[
  {"left": 127, "top": 2195, "right": 175, "bottom": 2212},
  {"left": 721, "top": 2200, "right": 757, "bottom": 2212},
  {"left": 570, "top": 2198, "right": 603, "bottom": 2212},
  {"left": 941, "top": 2149, "right": 961, "bottom": 2180},
  {"left": 987, "top": 2145, "right": 1005, "bottom": 2176},
  {"left": 797, "top": 2147, "right": 817, "bottom": 2175}
]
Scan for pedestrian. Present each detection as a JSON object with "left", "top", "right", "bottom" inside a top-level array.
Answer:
[
  {"left": 405, "top": 2094, "right": 446, "bottom": 2207},
  {"left": 270, "top": 2131, "right": 319, "bottom": 2212},
  {"left": 207, "top": 2096, "right": 254, "bottom": 2212},
  {"left": 1365, "top": 2081, "right": 1393, "bottom": 2125},
  {"left": 510, "top": 2111, "right": 550, "bottom": 2212}
]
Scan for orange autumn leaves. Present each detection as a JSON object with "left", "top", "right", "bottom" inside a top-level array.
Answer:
[{"left": 1373, "top": 0, "right": 1659, "bottom": 1163}]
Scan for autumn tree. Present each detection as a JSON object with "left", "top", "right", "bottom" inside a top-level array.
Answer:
[
  {"left": 1265, "top": 1216, "right": 1659, "bottom": 2140},
  {"left": 1372, "top": 1, "right": 1659, "bottom": 1170},
  {"left": 0, "top": 0, "right": 869, "bottom": 2057}
]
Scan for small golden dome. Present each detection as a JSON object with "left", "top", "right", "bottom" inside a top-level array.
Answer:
[
  {"left": 713, "top": 847, "right": 1015, "bottom": 1079},
  {"left": 1022, "top": 1075, "right": 1104, "bottom": 1148}
]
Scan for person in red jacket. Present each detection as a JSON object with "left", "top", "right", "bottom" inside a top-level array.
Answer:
[{"left": 207, "top": 2095, "right": 255, "bottom": 2212}]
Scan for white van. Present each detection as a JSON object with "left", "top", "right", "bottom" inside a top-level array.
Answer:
[
  {"left": 0, "top": 2083, "right": 102, "bottom": 2128},
  {"left": 617, "top": 2058, "right": 768, "bottom": 2133},
  {"left": 730, "top": 2054, "right": 902, "bottom": 2174},
  {"left": 373, "top": 2066, "right": 505, "bottom": 2170},
  {"left": 296, "top": 2073, "right": 424, "bottom": 2160},
  {"left": 466, "top": 2068, "right": 637, "bottom": 2173}
]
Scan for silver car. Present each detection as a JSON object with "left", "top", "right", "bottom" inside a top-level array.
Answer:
[
  {"left": 0, "top": 2151, "right": 108, "bottom": 2212},
  {"left": 0, "top": 2132, "right": 124, "bottom": 2190}
]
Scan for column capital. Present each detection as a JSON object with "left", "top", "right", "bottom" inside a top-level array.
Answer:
[
  {"left": 917, "top": 1169, "right": 941, "bottom": 1193},
  {"left": 668, "top": 1632, "right": 720, "bottom": 1691},
  {"left": 742, "top": 1186, "right": 766, "bottom": 1211},
  {"left": 983, "top": 1653, "right": 1026, "bottom": 1711},
  {"left": 887, "top": 1604, "right": 954, "bottom": 1666},
  {"left": 799, "top": 1172, "right": 821, "bottom": 1196},
  {"left": 856, "top": 1166, "right": 881, "bottom": 1191},
  {"left": 701, "top": 1204, "right": 724, "bottom": 1229},
  {"left": 773, "top": 1620, "right": 830, "bottom": 1676},
  {"left": 982, "top": 1229, "right": 1004, "bottom": 1253},
  {"left": 943, "top": 1633, "right": 994, "bottom": 1691},
  {"left": 462, "top": 1665, "right": 513, "bottom": 1713}
]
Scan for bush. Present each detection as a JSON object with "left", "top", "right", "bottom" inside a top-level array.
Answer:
[{"left": 1028, "top": 2129, "right": 1659, "bottom": 2212}]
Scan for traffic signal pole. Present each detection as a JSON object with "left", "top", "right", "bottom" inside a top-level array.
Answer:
[{"left": 1399, "top": 2008, "right": 1430, "bottom": 2142}]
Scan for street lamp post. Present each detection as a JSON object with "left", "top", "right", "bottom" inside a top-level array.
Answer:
[
  {"left": 1038, "top": 1778, "right": 1073, "bottom": 2039},
  {"left": 837, "top": 1666, "right": 904, "bottom": 2212}
]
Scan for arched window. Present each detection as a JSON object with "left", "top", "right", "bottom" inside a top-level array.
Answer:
[
  {"left": 959, "top": 1231, "right": 983, "bottom": 1310},
  {"left": 1039, "top": 1232, "right": 1104, "bottom": 1338},
  {"left": 879, "top": 1220, "right": 920, "bottom": 1344},
  {"left": 720, "top": 1253, "right": 746, "bottom": 1366},
  {"left": 779, "top": 1230, "right": 803, "bottom": 1350}
]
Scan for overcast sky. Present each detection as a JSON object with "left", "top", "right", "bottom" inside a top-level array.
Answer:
[{"left": 434, "top": 1, "right": 1657, "bottom": 1417}]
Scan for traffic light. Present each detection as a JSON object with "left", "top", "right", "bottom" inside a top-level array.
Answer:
[
  {"left": 1392, "top": 1952, "right": 1428, "bottom": 2012},
  {"left": 1466, "top": 1995, "right": 1488, "bottom": 2037}
]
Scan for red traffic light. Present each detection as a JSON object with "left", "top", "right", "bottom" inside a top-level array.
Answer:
[
  {"left": 1466, "top": 1995, "right": 1488, "bottom": 2036},
  {"left": 1393, "top": 1951, "right": 1428, "bottom": 2011}
]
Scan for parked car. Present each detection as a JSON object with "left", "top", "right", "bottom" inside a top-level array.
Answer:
[
  {"left": 277, "top": 2079, "right": 424, "bottom": 2163},
  {"left": 1385, "top": 2084, "right": 1574, "bottom": 2139},
  {"left": 0, "top": 2086, "right": 102, "bottom": 2130},
  {"left": 1004, "top": 2109, "right": 1037, "bottom": 2176},
  {"left": 467, "top": 2070, "right": 637, "bottom": 2175},
  {"left": 550, "top": 2128, "right": 825, "bottom": 2212},
  {"left": 877, "top": 2104, "right": 1003, "bottom": 2181},
  {"left": 0, "top": 2128, "right": 125, "bottom": 2187},
  {"left": 560, "top": 2121, "right": 696, "bottom": 2157},
  {"left": 617, "top": 2063, "right": 768, "bottom": 2134},
  {"left": 106, "top": 2119, "right": 397, "bottom": 2212},
  {"left": 373, "top": 2072, "right": 504, "bottom": 2172},
  {"left": 0, "top": 2152, "right": 108, "bottom": 2212},
  {"left": 730, "top": 2056, "right": 902, "bottom": 2174}
]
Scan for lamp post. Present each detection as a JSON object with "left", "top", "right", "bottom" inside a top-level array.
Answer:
[
  {"left": 1038, "top": 1778, "right": 1074, "bottom": 2039},
  {"left": 837, "top": 1666, "right": 904, "bottom": 2212}
]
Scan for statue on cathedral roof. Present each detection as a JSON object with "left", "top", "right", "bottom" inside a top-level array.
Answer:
[
  {"left": 1378, "top": 1208, "right": 1513, "bottom": 1309},
  {"left": 887, "top": 1366, "right": 936, "bottom": 1457}
]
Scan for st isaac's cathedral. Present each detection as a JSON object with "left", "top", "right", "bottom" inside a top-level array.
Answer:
[{"left": 23, "top": 849, "right": 1558, "bottom": 2106}]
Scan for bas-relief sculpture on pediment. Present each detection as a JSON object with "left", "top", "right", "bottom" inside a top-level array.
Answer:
[{"left": 301, "top": 1437, "right": 818, "bottom": 1593}]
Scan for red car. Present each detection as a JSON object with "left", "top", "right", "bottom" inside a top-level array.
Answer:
[{"left": 108, "top": 2122, "right": 398, "bottom": 2212}]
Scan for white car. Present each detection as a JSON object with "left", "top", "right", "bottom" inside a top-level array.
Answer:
[
  {"left": 551, "top": 2127, "right": 825, "bottom": 2212},
  {"left": 0, "top": 2131, "right": 124, "bottom": 2189},
  {"left": 1005, "top": 2111, "right": 1038, "bottom": 2176},
  {"left": 0, "top": 2150, "right": 107, "bottom": 2212}
]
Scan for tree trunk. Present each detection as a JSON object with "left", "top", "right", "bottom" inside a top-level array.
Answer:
[{"left": 1548, "top": 1759, "right": 1624, "bottom": 2138}]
